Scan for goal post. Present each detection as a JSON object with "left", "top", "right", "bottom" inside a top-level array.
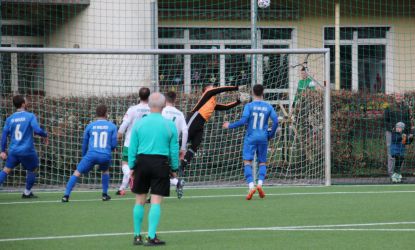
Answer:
[{"left": 0, "top": 47, "right": 331, "bottom": 189}]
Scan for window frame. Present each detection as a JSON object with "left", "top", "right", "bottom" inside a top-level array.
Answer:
[
  {"left": 322, "top": 25, "right": 392, "bottom": 93},
  {"left": 158, "top": 25, "right": 296, "bottom": 105}
]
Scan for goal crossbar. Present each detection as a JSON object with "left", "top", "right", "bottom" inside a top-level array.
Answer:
[{"left": 0, "top": 47, "right": 329, "bottom": 55}]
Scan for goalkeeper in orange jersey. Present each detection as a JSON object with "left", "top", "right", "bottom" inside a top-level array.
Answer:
[{"left": 181, "top": 83, "right": 247, "bottom": 169}]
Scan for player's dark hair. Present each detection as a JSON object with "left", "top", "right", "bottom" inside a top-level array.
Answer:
[
  {"left": 139, "top": 87, "right": 150, "bottom": 101},
  {"left": 13, "top": 95, "right": 26, "bottom": 108},
  {"left": 165, "top": 91, "right": 177, "bottom": 103},
  {"left": 96, "top": 104, "right": 108, "bottom": 117},
  {"left": 252, "top": 84, "right": 264, "bottom": 97}
]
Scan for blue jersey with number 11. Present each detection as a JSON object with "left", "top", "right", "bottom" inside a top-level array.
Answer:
[
  {"left": 229, "top": 100, "right": 278, "bottom": 143},
  {"left": 82, "top": 119, "right": 117, "bottom": 156}
]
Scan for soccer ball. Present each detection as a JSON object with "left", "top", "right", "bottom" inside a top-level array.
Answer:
[{"left": 258, "top": 0, "right": 270, "bottom": 9}]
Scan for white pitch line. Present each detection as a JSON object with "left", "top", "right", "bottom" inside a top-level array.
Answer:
[
  {"left": 1, "top": 183, "right": 415, "bottom": 194},
  {"left": 1, "top": 221, "right": 415, "bottom": 242},
  {"left": 1, "top": 190, "right": 415, "bottom": 205}
]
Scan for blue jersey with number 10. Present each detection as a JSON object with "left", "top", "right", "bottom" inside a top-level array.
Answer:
[
  {"left": 82, "top": 119, "right": 117, "bottom": 156},
  {"left": 229, "top": 100, "right": 278, "bottom": 143}
]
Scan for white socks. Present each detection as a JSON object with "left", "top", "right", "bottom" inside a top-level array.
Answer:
[
  {"left": 248, "top": 182, "right": 254, "bottom": 190},
  {"left": 170, "top": 178, "right": 178, "bottom": 186},
  {"left": 119, "top": 164, "right": 130, "bottom": 190}
]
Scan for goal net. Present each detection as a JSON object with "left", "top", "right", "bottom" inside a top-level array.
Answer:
[{"left": 0, "top": 48, "right": 329, "bottom": 189}]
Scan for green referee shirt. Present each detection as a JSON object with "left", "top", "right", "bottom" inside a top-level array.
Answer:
[{"left": 128, "top": 113, "right": 179, "bottom": 170}]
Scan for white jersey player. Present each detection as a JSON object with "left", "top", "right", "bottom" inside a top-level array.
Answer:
[
  {"left": 116, "top": 87, "right": 150, "bottom": 196},
  {"left": 162, "top": 91, "right": 187, "bottom": 199}
]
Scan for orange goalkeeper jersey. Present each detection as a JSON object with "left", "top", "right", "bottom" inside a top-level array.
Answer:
[{"left": 191, "top": 86, "right": 240, "bottom": 121}]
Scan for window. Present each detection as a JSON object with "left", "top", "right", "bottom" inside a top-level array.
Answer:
[
  {"left": 158, "top": 28, "right": 184, "bottom": 39},
  {"left": 357, "top": 27, "right": 388, "bottom": 39},
  {"left": 325, "top": 45, "right": 352, "bottom": 90},
  {"left": 16, "top": 45, "right": 44, "bottom": 95},
  {"left": 324, "top": 26, "right": 389, "bottom": 93},
  {"left": 189, "top": 28, "right": 251, "bottom": 40},
  {"left": 358, "top": 45, "right": 385, "bottom": 93},
  {"left": 262, "top": 45, "right": 289, "bottom": 101},
  {"left": 324, "top": 27, "right": 354, "bottom": 40},
  {"left": 0, "top": 45, "right": 12, "bottom": 95},
  {"left": 1, "top": 45, "right": 44, "bottom": 95},
  {"left": 191, "top": 45, "right": 220, "bottom": 86},
  {"left": 1, "top": 25, "right": 45, "bottom": 36},
  {"left": 158, "top": 44, "right": 184, "bottom": 87},
  {"left": 261, "top": 28, "right": 292, "bottom": 40},
  {"left": 225, "top": 45, "right": 251, "bottom": 86},
  {"left": 159, "top": 27, "right": 293, "bottom": 99}
]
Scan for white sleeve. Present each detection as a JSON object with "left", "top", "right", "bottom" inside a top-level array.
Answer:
[
  {"left": 118, "top": 108, "right": 133, "bottom": 134},
  {"left": 179, "top": 114, "right": 188, "bottom": 151}
]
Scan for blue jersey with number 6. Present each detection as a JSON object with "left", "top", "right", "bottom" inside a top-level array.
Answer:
[
  {"left": 1, "top": 111, "right": 47, "bottom": 155},
  {"left": 229, "top": 100, "right": 278, "bottom": 143},
  {"left": 82, "top": 119, "right": 117, "bottom": 157}
]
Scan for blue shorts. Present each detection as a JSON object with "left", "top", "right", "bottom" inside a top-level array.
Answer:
[
  {"left": 243, "top": 141, "right": 268, "bottom": 163},
  {"left": 5, "top": 151, "right": 39, "bottom": 171},
  {"left": 76, "top": 153, "right": 112, "bottom": 174}
]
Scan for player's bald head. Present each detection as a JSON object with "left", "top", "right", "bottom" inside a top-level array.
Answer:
[{"left": 148, "top": 92, "right": 166, "bottom": 112}]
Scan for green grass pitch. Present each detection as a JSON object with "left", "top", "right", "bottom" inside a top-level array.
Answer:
[{"left": 1, "top": 185, "right": 415, "bottom": 250}]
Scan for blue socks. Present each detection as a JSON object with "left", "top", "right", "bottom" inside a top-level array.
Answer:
[
  {"left": 133, "top": 204, "right": 145, "bottom": 236},
  {"left": 244, "top": 165, "right": 253, "bottom": 184},
  {"left": 148, "top": 204, "right": 161, "bottom": 239},
  {"left": 64, "top": 175, "right": 79, "bottom": 196},
  {"left": 102, "top": 173, "right": 109, "bottom": 194},
  {"left": 258, "top": 165, "right": 267, "bottom": 182},
  {"left": 25, "top": 171, "right": 36, "bottom": 191},
  {"left": 0, "top": 171, "right": 8, "bottom": 185}
]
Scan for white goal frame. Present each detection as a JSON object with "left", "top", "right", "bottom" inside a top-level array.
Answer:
[{"left": 0, "top": 47, "right": 331, "bottom": 186}]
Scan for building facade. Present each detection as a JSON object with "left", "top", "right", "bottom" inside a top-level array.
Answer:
[{"left": 1, "top": 0, "right": 414, "bottom": 102}]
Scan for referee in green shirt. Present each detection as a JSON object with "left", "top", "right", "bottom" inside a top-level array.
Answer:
[{"left": 128, "top": 92, "right": 179, "bottom": 246}]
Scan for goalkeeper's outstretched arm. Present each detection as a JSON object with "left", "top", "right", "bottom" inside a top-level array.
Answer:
[
  {"left": 191, "top": 86, "right": 239, "bottom": 113},
  {"left": 215, "top": 100, "right": 241, "bottom": 111}
]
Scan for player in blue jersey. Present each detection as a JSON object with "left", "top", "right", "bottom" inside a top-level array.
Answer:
[
  {"left": 223, "top": 84, "right": 278, "bottom": 200},
  {"left": 62, "top": 104, "right": 117, "bottom": 202},
  {"left": 0, "top": 95, "right": 48, "bottom": 198}
]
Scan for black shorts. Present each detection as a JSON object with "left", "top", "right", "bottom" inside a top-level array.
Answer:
[{"left": 131, "top": 154, "right": 170, "bottom": 197}]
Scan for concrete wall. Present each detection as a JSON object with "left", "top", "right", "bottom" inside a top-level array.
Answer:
[{"left": 44, "top": 0, "right": 157, "bottom": 96}]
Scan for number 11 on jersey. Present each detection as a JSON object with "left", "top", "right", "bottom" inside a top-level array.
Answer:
[{"left": 252, "top": 112, "right": 264, "bottom": 130}]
